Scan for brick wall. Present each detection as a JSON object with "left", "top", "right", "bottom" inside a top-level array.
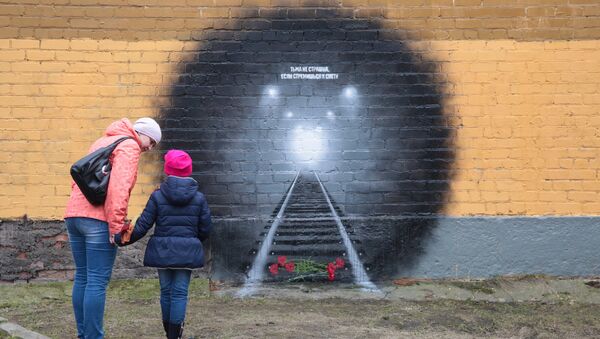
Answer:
[
  {"left": 0, "top": 0, "right": 599, "bottom": 221},
  {"left": 0, "top": 218, "right": 160, "bottom": 281},
  {"left": 2, "top": 1, "right": 600, "bottom": 40}
]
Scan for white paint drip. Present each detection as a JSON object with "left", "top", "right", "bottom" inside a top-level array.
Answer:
[
  {"left": 237, "top": 172, "right": 300, "bottom": 297},
  {"left": 314, "top": 172, "right": 381, "bottom": 293}
]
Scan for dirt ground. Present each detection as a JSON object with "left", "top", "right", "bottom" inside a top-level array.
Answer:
[{"left": 2, "top": 278, "right": 600, "bottom": 338}]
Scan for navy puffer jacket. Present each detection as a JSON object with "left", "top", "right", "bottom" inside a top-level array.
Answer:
[{"left": 117, "top": 176, "right": 212, "bottom": 269}]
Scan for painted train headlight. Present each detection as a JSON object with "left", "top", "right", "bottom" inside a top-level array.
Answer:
[{"left": 291, "top": 125, "right": 324, "bottom": 161}]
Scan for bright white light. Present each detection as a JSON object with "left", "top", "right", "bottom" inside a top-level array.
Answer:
[
  {"left": 327, "top": 110, "right": 334, "bottom": 119},
  {"left": 292, "top": 126, "right": 323, "bottom": 160},
  {"left": 267, "top": 87, "right": 278, "bottom": 97},
  {"left": 344, "top": 86, "right": 357, "bottom": 98},
  {"left": 286, "top": 111, "right": 293, "bottom": 118}
]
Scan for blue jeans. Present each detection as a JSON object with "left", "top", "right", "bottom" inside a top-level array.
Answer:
[
  {"left": 66, "top": 217, "right": 117, "bottom": 339},
  {"left": 158, "top": 269, "right": 192, "bottom": 324}
]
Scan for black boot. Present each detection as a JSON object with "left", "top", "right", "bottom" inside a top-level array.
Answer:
[
  {"left": 162, "top": 321, "right": 169, "bottom": 337},
  {"left": 167, "top": 322, "right": 184, "bottom": 339}
]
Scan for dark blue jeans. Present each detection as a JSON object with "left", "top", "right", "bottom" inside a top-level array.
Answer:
[
  {"left": 66, "top": 217, "right": 117, "bottom": 339},
  {"left": 158, "top": 269, "right": 192, "bottom": 324}
]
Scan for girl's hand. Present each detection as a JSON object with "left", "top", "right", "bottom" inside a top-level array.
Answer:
[{"left": 121, "top": 219, "right": 134, "bottom": 243}]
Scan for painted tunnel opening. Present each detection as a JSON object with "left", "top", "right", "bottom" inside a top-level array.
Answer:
[{"left": 157, "top": 10, "right": 455, "bottom": 282}]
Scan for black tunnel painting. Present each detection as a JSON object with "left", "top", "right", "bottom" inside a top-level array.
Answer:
[{"left": 157, "top": 9, "right": 454, "bottom": 289}]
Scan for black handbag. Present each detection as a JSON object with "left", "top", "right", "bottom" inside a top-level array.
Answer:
[{"left": 70, "top": 137, "right": 132, "bottom": 205}]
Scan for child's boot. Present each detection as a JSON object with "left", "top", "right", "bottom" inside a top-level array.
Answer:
[
  {"left": 162, "top": 321, "right": 169, "bottom": 337},
  {"left": 167, "top": 322, "right": 184, "bottom": 339}
]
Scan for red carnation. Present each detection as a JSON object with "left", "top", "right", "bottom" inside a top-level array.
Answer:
[
  {"left": 277, "top": 255, "right": 287, "bottom": 267},
  {"left": 284, "top": 262, "right": 295, "bottom": 272},
  {"left": 327, "top": 262, "right": 337, "bottom": 281},
  {"left": 335, "top": 258, "right": 345, "bottom": 269},
  {"left": 269, "top": 263, "right": 279, "bottom": 275}
]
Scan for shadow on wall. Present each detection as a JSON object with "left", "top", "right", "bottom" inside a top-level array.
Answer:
[{"left": 157, "top": 8, "right": 455, "bottom": 281}]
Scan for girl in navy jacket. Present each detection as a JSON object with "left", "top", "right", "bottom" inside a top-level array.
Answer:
[{"left": 117, "top": 150, "right": 211, "bottom": 339}]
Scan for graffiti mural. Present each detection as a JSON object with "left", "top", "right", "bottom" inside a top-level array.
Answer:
[{"left": 158, "top": 10, "right": 454, "bottom": 285}]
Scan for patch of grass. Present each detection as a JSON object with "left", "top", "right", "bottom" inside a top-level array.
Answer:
[
  {"left": 403, "top": 298, "right": 600, "bottom": 337},
  {"left": 502, "top": 274, "right": 550, "bottom": 282},
  {"left": 108, "top": 277, "right": 210, "bottom": 301},
  {"left": 444, "top": 274, "right": 553, "bottom": 295},
  {"left": 0, "top": 332, "right": 18, "bottom": 339},
  {"left": 0, "top": 281, "right": 71, "bottom": 308},
  {"left": 0, "top": 278, "right": 210, "bottom": 339},
  {"left": 108, "top": 278, "right": 161, "bottom": 301},
  {"left": 542, "top": 291, "right": 572, "bottom": 299},
  {"left": 447, "top": 281, "right": 498, "bottom": 295}
]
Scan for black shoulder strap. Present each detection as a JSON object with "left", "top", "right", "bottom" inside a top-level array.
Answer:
[{"left": 106, "top": 136, "right": 133, "bottom": 152}]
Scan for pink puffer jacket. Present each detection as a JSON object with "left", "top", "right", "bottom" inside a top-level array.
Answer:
[{"left": 65, "top": 118, "right": 143, "bottom": 235}]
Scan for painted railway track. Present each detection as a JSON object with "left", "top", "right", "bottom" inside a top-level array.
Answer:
[{"left": 238, "top": 171, "right": 378, "bottom": 296}]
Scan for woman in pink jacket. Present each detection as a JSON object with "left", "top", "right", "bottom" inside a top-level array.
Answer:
[{"left": 64, "top": 117, "right": 161, "bottom": 339}]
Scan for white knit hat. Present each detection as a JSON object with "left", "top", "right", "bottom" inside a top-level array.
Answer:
[{"left": 133, "top": 117, "right": 162, "bottom": 144}]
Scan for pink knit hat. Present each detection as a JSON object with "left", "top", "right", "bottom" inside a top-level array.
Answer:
[{"left": 164, "top": 150, "right": 192, "bottom": 177}]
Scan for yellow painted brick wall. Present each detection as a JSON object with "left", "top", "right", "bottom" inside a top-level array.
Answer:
[
  {"left": 432, "top": 40, "right": 600, "bottom": 215},
  {"left": 0, "top": 38, "right": 194, "bottom": 218},
  {"left": 2, "top": 1, "right": 600, "bottom": 40},
  {"left": 1, "top": 1, "right": 599, "bottom": 218}
]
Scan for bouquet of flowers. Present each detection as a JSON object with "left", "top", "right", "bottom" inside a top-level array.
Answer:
[{"left": 268, "top": 256, "right": 346, "bottom": 282}]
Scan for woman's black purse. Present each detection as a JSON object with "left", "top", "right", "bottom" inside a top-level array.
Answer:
[{"left": 70, "top": 137, "right": 132, "bottom": 205}]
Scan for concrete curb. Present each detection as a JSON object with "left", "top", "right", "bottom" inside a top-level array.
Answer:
[{"left": 0, "top": 316, "right": 50, "bottom": 339}]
